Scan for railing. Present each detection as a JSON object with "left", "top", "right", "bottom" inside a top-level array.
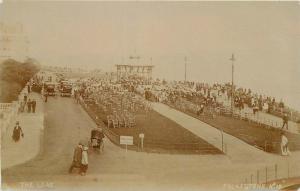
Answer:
[
  {"left": 219, "top": 106, "right": 299, "bottom": 134},
  {"left": 165, "top": 98, "right": 299, "bottom": 134},
  {"left": 0, "top": 75, "right": 39, "bottom": 138},
  {"left": 0, "top": 85, "right": 28, "bottom": 138},
  {"left": 240, "top": 160, "right": 300, "bottom": 185}
]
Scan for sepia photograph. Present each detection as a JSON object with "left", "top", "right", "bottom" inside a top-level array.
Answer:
[{"left": 0, "top": 1, "right": 300, "bottom": 191}]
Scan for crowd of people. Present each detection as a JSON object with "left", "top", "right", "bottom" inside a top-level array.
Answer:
[
  {"left": 69, "top": 74, "right": 297, "bottom": 129},
  {"left": 73, "top": 77, "right": 151, "bottom": 129},
  {"left": 121, "top": 78, "right": 292, "bottom": 120}
]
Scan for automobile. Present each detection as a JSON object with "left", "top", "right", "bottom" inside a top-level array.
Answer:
[
  {"left": 61, "top": 84, "right": 72, "bottom": 97},
  {"left": 60, "top": 80, "right": 72, "bottom": 97},
  {"left": 44, "top": 82, "right": 56, "bottom": 96}
]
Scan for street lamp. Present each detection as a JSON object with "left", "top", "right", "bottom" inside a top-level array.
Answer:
[
  {"left": 229, "top": 54, "right": 235, "bottom": 115},
  {"left": 184, "top": 56, "right": 187, "bottom": 82}
]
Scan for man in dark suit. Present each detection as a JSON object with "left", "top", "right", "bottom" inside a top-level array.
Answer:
[
  {"left": 27, "top": 99, "right": 32, "bottom": 113},
  {"left": 24, "top": 94, "right": 28, "bottom": 103},
  {"left": 27, "top": 84, "right": 31, "bottom": 93},
  {"left": 44, "top": 92, "right": 48, "bottom": 102},
  {"left": 32, "top": 99, "right": 37, "bottom": 113}
]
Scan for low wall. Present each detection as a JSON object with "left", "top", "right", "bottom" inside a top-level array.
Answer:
[
  {"left": 0, "top": 85, "right": 28, "bottom": 138},
  {"left": 1, "top": 79, "right": 45, "bottom": 170}
]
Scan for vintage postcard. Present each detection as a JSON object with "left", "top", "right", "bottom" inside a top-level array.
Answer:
[{"left": 0, "top": 1, "right": 300, "bottom": 191}]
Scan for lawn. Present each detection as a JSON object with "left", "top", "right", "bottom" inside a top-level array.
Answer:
[
  {"left": 167, "top": 104, "right": 300, "bottom": 154},
  {"left": 82, "top": 102, "right": 222, "bottom": 154}
]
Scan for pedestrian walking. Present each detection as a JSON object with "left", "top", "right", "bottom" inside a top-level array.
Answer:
[
  {"left": 69, "top": 142, "right": 83, "bottom": 173},
  {"left": 281, "top": 113, "right": 288, "bottom": 130},
  {"left": 32, "top": 99, "right": 37, "bottom": 113},
  {"left": 44, "top": 92, "right": 48, "bottom": 102},
  {"left": 20, "top": 101, "right": 25, "bottom": 112},
  {"left": 24, "top": 93, "right": 28, "bottom": 103},
  {"left": 27, "top": 84, "right": 31, "bottom": 93},
  {"left": 80, "top": 146, "right": 89, "bottom": 176},
  {"left": 12, "top": 121, "right": 24, "bottom": 142},
  {"left": 280, "top": 132, "right": 290, "bottom": 156},
  {"left": 27, "top": 99, "right": 32, "bottom": 113},
  {"left": 41, "top": 88, "right": 44, "bottom": 97}
]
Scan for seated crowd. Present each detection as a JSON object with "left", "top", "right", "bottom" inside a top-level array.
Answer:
[
  {"left": 73, "top": 76, "right": 151, "bottom": 128},
  {"left": 72, "top": 74, "right": 296, "bottom": 128}
]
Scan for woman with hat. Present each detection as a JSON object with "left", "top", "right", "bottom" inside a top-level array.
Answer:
[
  {"left": 80, "top": 146, "right": 89, "bottom": 176},
  {"left": 12, "top": 121, "right": 24, "bottom": 142}
]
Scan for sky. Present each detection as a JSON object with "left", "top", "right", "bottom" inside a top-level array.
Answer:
[{"left": 0, "top": 1, "right": 299, "bottom": 109}]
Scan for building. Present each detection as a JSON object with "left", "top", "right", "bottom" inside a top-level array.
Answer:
[{"left": 0, "top": 22, "right": 29, "bottom": 62}]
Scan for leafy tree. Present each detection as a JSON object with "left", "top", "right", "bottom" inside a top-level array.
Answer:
[{"left": 0, "top": 58, "right": 40, "bottom": 102}]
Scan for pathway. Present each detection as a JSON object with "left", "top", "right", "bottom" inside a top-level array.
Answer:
[{"left": 1, "top": 92, "right": 44, "bottom": 169}]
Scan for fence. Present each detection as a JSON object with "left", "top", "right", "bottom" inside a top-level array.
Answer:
[
  {"left": 167, "top": 97, "right": 298, "bottom": 133},
  {"left": 180, "top": 93, "right": 299, "bottom": 132},
  {"left": 0, "top": 102, "right": 18, "bottom": 137},
  {"left": 219, "top": 106, "right": 300, "bottom": 134},
  {"left": 241, "top": 159, "right": 300, "bottom": 185}
]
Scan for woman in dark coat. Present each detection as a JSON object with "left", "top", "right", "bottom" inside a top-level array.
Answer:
[
  {"left": 12, "top": 121, "right": 24, "bottom": 142},
  {"left": 69, "top": 142, "right": 83, "bottom": 173}
]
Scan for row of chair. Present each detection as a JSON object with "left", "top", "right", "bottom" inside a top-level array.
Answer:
[{"left": 107, "top": 113, "right": 136, "bottom": 128}]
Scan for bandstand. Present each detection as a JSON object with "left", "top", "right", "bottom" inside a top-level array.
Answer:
[{"left": 116, "top": 64, "right": 154, "bottom": 83}]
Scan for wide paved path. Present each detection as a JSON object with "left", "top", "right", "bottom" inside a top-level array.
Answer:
[
  {"left": 152, "top": 102, "right": 300, "bottom": 165},
  {"left": 2, "top": 92, "right": 44, "bottom": 169},
  {"left": 152, "top": 102, "right": 268, "bottom": 160}
]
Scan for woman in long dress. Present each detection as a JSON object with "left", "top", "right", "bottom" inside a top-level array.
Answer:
[
  {"left": 12, "top": 121, "right": 24, "bottom": 142},
  {"left": 80, "top": 146, "right": 89, "bottom": 176}
]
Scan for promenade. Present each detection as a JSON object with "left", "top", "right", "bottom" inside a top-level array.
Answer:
[{"left": 1, "top": 92, "right": 44, "bottom": 169}]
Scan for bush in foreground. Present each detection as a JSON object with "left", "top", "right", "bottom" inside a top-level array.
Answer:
[{"left": 0, "top": 58, "right": 40, "bottom": 102}]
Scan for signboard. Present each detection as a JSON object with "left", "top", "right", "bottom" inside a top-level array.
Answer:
[{"left": 120, "top": 136, "right": 133, "bottom": 145}]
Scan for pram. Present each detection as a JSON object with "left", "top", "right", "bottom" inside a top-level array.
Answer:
[{"left": 89, "top": 127, "right": 105, "bottom": 154}]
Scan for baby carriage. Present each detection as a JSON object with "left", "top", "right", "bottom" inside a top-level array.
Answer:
[{"left": 89, "top": 128, "right": 105, "bottom": 154}]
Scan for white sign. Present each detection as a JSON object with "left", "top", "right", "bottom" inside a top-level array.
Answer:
[{"left": 120, "top": 136, "right": 133, "bottom": 145}]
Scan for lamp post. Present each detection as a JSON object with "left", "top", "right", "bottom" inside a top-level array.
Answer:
[
  {"left": 230, "top": 54, "right": 235, "bottom": 115},
  {"left": 184, "top": 56, "right": 187, "bottom": 82}
]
